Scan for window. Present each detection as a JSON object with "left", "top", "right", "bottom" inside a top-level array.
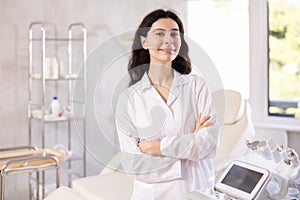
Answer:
[
  {"left": 187, "top": 0, "right": 249, "bottom": 98},
  {"left": 188, "top": 0, "right": 300, "bottom": 128},
  {"left": 250, "top": 0, "right": 300, "bottom": 130},
  {"left": 268, "top": 0, "right": 300, "bottom": 118}
]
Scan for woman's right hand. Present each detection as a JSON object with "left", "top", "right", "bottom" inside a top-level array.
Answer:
[{"left": 193, "top": 113, "right": 211, "bottom": 132}]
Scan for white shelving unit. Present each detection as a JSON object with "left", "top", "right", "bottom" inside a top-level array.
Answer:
[{"left": 28, "top": 22, "right": 87, "bottom": 199}]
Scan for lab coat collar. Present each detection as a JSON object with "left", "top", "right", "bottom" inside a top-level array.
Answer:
[
  {"left": 173, "top": 70, "right": 190, "bottom": 86},
  {"left": 138, "top": 69, "right": 189, "bottom": 93},
  {"left": 136, "top": 69, "right": 189, "bottom": 106}
]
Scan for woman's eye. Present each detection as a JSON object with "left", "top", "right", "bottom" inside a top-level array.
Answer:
[
  {"left": 156, "top": 32, "right": 164, "bottom": 36},
  {"left": 171, "top": 32, "right": 179, "bottom": 37}
]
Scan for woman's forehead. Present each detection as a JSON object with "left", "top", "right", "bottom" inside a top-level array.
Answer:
[{"left": 151, "top": 18, "right": 179, "bottom": 31}]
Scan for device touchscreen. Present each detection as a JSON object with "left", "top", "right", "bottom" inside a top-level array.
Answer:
[{"left": 215, "top": 161, "right": 270, "bottom": 200}]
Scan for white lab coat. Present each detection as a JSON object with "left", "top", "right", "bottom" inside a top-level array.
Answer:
[{"left": 115, "top": 70, "right": 221, "bottom": 200}]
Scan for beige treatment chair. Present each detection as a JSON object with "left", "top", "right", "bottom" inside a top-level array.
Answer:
[
  {"left": 212, "top": 89, "right": 256, "bottom": 171},
  {"left": 212, "top": 89, "right": 288, "bottom": 168}
]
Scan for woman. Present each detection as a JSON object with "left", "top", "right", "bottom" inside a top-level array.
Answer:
[{"left": 115, "top": 9, "right": 220, "bottom": 200}]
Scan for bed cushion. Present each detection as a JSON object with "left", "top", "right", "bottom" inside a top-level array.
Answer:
[{"left": 72, "top": 171, "right": 133, "bottom": 200}]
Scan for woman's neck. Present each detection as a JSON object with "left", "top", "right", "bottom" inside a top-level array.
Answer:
[{"left": 148, "top": 63, "right": 174, "bottom": 88}]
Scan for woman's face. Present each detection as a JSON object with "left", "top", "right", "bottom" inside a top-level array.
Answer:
[{"left": 141, "top": 18, "right": 181, "bottom": 66}]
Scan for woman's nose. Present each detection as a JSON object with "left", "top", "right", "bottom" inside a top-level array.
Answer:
[{"left": 164, "top": 34, "right": 173, "bottom": 44}]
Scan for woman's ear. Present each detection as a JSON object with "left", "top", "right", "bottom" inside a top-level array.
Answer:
[{"left": 140, "top": 36, "right": 148, "bottom": 50}]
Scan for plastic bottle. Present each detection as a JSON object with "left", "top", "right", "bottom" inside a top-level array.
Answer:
[
  {"left": 45, "top": 57, "right": 51, "bottom": 79},
  {"left": 50, "top": 96, "right": 61, "bottom": 117},
  {"left": 51, "top": 57, "right": 59, "bottom": 79}
]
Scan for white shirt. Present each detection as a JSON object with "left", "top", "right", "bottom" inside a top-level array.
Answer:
[{"left": 115, "top": 70, "right": 220, "bottom": 200}]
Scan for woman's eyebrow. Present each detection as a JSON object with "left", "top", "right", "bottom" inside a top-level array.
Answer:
[
  {"left": 152, "top": 28, "right": 166, "bottom": 32},
  {"left": 152, "top": 28, "right": 179, "bottom": 32}
]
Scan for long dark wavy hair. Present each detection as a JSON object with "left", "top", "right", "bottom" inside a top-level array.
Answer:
[{"left": 128, "top": 9, "right": 191, "bottom": 86}]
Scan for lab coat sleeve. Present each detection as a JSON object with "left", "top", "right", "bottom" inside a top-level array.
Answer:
[
  {"left": 160, "top": 77, "right": 221, "bottom": 161},
  {"left": 115, "top": 91, "right": 182, "bottom": 183}
]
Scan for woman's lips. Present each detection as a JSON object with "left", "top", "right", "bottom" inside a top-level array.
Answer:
[{"left": 159, "top": 48, "right": 175, "bottom": 53}]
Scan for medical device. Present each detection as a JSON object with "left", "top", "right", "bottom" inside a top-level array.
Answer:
[
  {"left": 186, "top": 139, "right": 300, "bottom": 200},
  {"left": 246, "top": 139, "right": 300, "bottom": 200},
  {"left": 215, "top": 160, "right": 270, "bottom": 199},
  {"left": 185, "top": 160, "right": 271, "bottom": 200}
]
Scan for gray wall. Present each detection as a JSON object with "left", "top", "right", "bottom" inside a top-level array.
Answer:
[{"left": 0, "top": 1, "right": 187, "bottom": 199}]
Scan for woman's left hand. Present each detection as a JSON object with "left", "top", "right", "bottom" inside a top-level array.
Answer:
[
  {"left": 194, "top": 113, "right": 211, "bottom": 133},
  {"left": 138, "top": 140, "right": 161, "bottom": 156}
]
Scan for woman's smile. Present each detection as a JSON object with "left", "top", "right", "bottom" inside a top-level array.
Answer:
[{"left": 159, "top": 47, "right": 175, "bottom": 54}]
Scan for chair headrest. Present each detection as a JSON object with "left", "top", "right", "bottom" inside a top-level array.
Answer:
[{"left": 212, "top": 89, "right": 245, "bottom": 125}]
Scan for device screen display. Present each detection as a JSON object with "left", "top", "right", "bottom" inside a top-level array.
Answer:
[{"left": 221, "top": 164, "right": 263, "bottom": 193}]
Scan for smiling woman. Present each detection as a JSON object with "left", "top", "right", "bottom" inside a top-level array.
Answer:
[
  {"left": 115, "top": 9, "right": 221, "bottom": 200},
  {"left": 140, "top": 18, "right": 181, "bottom": 66},
  {"left": 127, "top": 9, "right": 191, "bottom": 86}
]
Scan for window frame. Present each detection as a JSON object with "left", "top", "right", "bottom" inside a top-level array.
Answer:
[{"left": 249, "top": 0, "right": 300, "bottom": 131}]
